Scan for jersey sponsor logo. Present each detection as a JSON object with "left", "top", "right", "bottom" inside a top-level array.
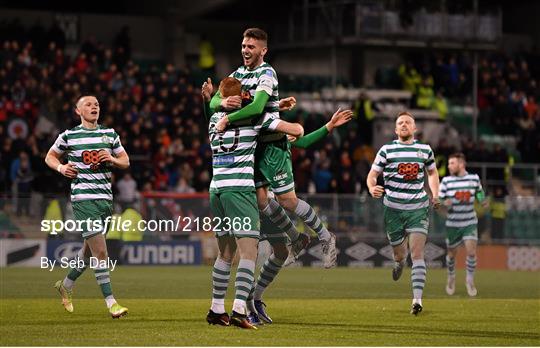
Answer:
[
  {"left": 212, "top": 155, "right": 235, "bottom": 166},
  {"left": 454, "top": 191, "right": 472, "bottom": 202},
  {"left": 273, "top": 172, "right": 288, "bottom": 181},
  {"left": 82, "top": 150, "right": 103, "bottom": 171},
  {"left": 397, "top": 163, "right": 420, "bottom": 181}
]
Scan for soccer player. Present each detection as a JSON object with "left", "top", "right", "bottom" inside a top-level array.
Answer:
[
  {"left": 44, "top": 95, "right": 129, "bottom": 318},
  {"left": 210, "top": 28, "right": 338, "bottom": 269},
  {"left": 440, "top": 152, "right": 488, "bottom": 296},
  {"left": 367, "top": 111, "right": 440, "bottom": 315},
  {"left": 203, "top": 77, "right": 353, "bottom": 325},
  {"left": 205, "top": 77, "right": 304, "bottom": 329}
]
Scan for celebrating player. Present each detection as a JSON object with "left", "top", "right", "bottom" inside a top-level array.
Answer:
[
  {"left": 205, "top": 77, "right": 304, "bottom": 329},
  {"left": 45, "top": 95, "right": 129, "bottom": 318},
  {"left": 202, "top": 75, "right": 353, "bottom": 325},
  {"left": 209, "top": 28, "right": 338, "bottom": 270},
  {"left": 367, "top": 111, "right": 440, "bottom": 315},
  {"left": 440, "top": 152, "right": 488, "bottom": 296}
]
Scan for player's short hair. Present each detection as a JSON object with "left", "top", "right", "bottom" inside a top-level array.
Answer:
[
  {"left": 449, "top": 152, "right": 466, "bottom": 162},
  {"left": 396, "top": 111, "right": 415, "bottom": 121},
  {"left": 218, "top": 77, "right": 241, "bottom": 98},
  {"left": 243, "top": 28, "right": 268, "bottom": 43},
  {"left": 75, "top": 94, "right": 98, "bottom": 108}
]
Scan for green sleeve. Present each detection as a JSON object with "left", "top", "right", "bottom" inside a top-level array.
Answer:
[
  {"left": 202, "top": 101, "right": 211, "bottom": 123},
  {"left": 228, "top": 91, "right": 269, "bottom": 123},
  {"left": 209, "top": 91, "right": 222, "bottom": 114},
  {"left": 475, "top": 190, "right": 486, "bottom": 202},
  {"left": 291, "top": 125, "right": 329, "bottom": 149}
]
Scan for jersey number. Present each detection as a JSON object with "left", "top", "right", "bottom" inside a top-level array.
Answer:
[
  {"left": 211, "top": 129, "right": 240, "bottom": 154},
  {"left": 82, "top": 150, "right": 101, "bottom": 171},
  {"left": 398, "top": 163, "right": 420, "bottom": 181},
  {"left": 454, "top": 191, "right": 472, "bottom": 202}
]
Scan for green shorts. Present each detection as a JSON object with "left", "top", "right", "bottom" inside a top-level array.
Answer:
[
  {"left": 72, "top": 199, "right": 113, "bottom": 240},
  {"left": 210, "top": 191, "right": 260, "bottom": 239},
  {"left": 254, "top": 141, "right": 295, "bottom": 195},
  {"left": 383, "top": 206, "right": 429, "bottom": 246},
  {"left": 445, "top": 224, "right": 478, "bottom": 249},
  {"left": 260, "top": 213, "right": 289, "bottom": 245}
]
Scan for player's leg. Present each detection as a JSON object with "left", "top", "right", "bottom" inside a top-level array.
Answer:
[
  {"left": 252, "top": 241, "right": 288, "bottom": 324},
  {"left": 276, "top": 190, "right": 337, "bottom": 268},
  {"left": 207, "top": 192, "right": 235, "bottom": 326},
  {"left": 405, "top": 207, "right": 429, "bottom": 315},
  {"left": 256, "top": 184, "right": 308, "bottom": 257},
  {"left": 464, "top": 237, "right": 478, "bottom": 296},
  {"left": 225, "top": 191, "right": 260, "bottom": 329},
  {"left": 54, "top": 240, "right": 91, "bottom": 313},
  {"left": 384, "top": 206, "right": 408, "bottom": 280},
  {"left": 445, "top": 226, "right": 462, "bottom": 295},
  {"left": 445, "top": 246, "right": 457, "bottom": 295},
  {"left": 409, "top": 233, "right": 427, "bottom": 315}
]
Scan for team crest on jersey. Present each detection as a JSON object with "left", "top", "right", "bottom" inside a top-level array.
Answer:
[
  {"left": 417, "top": 150, "right": 423, "bottom": 158},
  {"left": 101, "top": 135, "right": 112, "bottom": 144}
]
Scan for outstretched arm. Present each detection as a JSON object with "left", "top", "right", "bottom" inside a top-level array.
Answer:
[{"left": 291, "top": 108, "right": 353, "bottom": 148}]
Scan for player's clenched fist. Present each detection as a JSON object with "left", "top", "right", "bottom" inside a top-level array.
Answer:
[
  {"left": 369, "top": 185, "right": 385, "bottom": 198},
  {"left": 279, "top": 96, "right": 296, "bottom": 111},
  {"left": 98, "top": 150, "right": 114, "bottom": 164}
]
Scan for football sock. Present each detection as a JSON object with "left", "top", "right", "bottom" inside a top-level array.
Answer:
[
  {"left": 93, "top": 265, "right": 114, "bottom": 307},
  {"left": 63, "top": 248, "right": 89, "bottom": 290},
  {"left": 261, "top": 199, "right": 300, "bottom": 242},
  {"left": 254, "top": 255, "right": 285, "bottom": 300},
  {"left": 294, "top": 199, "right": 331, "bottom": 241},
  {"left": 233, "top": 259, "right": 255, "bottom": 315},
  {"left": 411, "top": 259, "right": 426, "bottom": 301},
  {"left": 446, "top": 255, "right": 456, "bottom": 277},
  {"left": 466, "top": 255, "right": 476, "bottom": 282},
  {"left": 211, "top": 257, "right": 231, "bottom": 314}
]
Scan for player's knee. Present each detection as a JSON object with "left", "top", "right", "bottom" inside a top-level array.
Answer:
[
  {"left": 277, "top": 196, "right": 298, "bottom": 212},
  {"left": 219, "top": 252, "right": 234, "bottom": 264},
  {"left": 93, "top": 249, "right": 108, "bottom": 260}
]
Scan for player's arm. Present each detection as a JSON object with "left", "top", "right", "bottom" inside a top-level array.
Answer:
[
  {"left": 273, "top": 120, "right": 304, "bottom": 138},
  {"left": 45, "top": 148, "right": 78, "bottom": 179},
  {"left": 209, "top": 90, "right": 241, "bottom": 114},
  {"left": 290, "top": 108, "right": 353, "bottom": 148},
  {"left": 98, "top": 150, "right": 130, "bottom": 170},
  {"left": 475, "top": 175, "right": 489, "bottom": 208},
  {"left": 427, "top": 168, "right": 440, "bottom": 209},
  {"left": 201, "top": 78, "right": 213, "bottom": 122},
  {"left": 367, "top": 146, "right": 386, "bottom": 198},
  {"left": 98, "top": 133, "right": 130, "bottom": 170},
  {"left": 216, "top": 90, "right": 270, "bottom": 132}
]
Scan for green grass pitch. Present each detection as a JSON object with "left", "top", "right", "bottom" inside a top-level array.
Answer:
[{"left": 1, "top": 266, "right": 539, "bottom": 346}]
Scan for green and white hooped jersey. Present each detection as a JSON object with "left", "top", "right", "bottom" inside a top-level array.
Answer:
[
  {"left": 209, "top": 112, "right": 279, "bottom": 193},
  {"left": 440, "top": 172, "right": 483, "bottom": 228},
  {"left": 230, "top": 62, "right": 282, "bottom": 143},
  {"left": 51, "top": 125, "right": 125, "bottom": 202},
  {"left": 372, "top": 140, "right": 436, "bottom": 211}
]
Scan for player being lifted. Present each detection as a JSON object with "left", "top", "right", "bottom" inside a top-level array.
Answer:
[
  {"left": 45, "top": 95, "right": 129, "bottom": 318},
  {"left": 367, "top": 111, "right": 440, "bottom": 315},
  {"left": 205, "top": 77, "right": 305, "bottom": 329},
  {"left": 440, "top": 152, "right": 488, "bottom": 296},
  {"left": 202, "top": 77, "right": 352, "bottom": 325},
  {"left": 209, "top": 28, "right": 338, "bottom": 269}
]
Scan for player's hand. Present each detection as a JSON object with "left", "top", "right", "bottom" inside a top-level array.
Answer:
[
  {"left": 59, "top": 163, "right": 78, "bottom": 179},
  {"left": 201, "top": 78, "right": 213, "bottom": 102},
  {"left": 216, "top": 115, "right": 229, "bottom": 132},
  {"left": 327, "top": 108, "right": 353, "bottom": 131},
  {"left": 220, "top": 96, "right": 242, "bottom": 110},
  {"left": 98, "top": 150, "right": 114, "bottom": 164},
  {"left": 279, "top": 96, "right": 296, "bottom": 111},
  {"left": 369, "top": 185, "right": 385, "bottom": 198},
  {"left": 287, "top": 135, "right": 298, "bottom": 142},
  {"left": 432, "top": 197, "right": 441, "bottom": 210}
]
